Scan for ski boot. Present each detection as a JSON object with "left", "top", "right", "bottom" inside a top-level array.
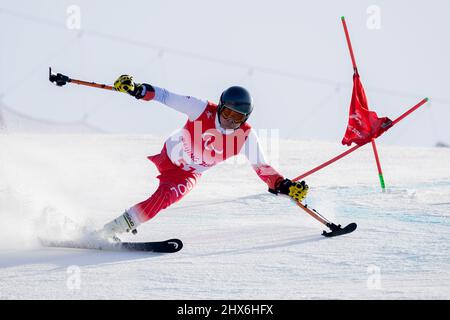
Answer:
[{"left": 101, "top": 211, "right": 139, "bottom": 242}]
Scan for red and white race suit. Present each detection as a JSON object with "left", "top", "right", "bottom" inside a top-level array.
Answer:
[{"left": 127, "top": 86, "right": 284, "bottom": 223}]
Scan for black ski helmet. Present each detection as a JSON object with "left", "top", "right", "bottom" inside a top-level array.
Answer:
[{"left": 218, "top": 86, "right": 253, "bottom": 124}]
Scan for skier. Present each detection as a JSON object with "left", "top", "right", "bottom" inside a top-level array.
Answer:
[{"left": 101, "top": 75, "right": 309, "bottom": 239}]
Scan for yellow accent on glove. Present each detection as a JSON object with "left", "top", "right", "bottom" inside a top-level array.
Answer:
[
  {"left": 114, "top": 75, "right": 135, "bottom": 93},
  {"left": 288, "top": 182, "right": 309, "bottom": 202}
]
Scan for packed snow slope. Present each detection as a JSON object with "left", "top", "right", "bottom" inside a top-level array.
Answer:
[{"left": 1, "top": 134, "right": 450, "bottom": 299}]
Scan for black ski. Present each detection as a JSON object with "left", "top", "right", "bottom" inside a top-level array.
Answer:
[
  {"left": 40, "top": 238, "right": 183, "bottom": 253},
  {"left": 116, "top": 239, "right": 183, "bottom": 253},
  {"left": 322, "top": 222, "right": 357, "bottom": 237}
]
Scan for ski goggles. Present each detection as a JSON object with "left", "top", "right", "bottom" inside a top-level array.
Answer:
[{"left": 220, "top": 106, "right": 247, "bottom": 123}]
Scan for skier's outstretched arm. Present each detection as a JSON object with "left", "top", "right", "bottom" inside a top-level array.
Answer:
[
  {"left": 242, "top": 129, "right": 309, "bottom": 202},
  {"left": 114, "top": 74, "right": 207, "bottom": 120}
]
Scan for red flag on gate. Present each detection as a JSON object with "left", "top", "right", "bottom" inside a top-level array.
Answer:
[{"left": 342, "top": 72, "right": 393, "bottom": 146}]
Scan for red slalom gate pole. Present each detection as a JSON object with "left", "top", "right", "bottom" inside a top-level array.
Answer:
[
  {"left": 341, "top": 16, "right": 386, "bottom": 191},
  {"left": 391, "top": 97, "right": 429, "bottom": 126},
  {"left": 293, "top": 144, "right": 362, "bottom": 181},
  {"left": 341, "top": 16, "right": 358, "bottom": 72},
  {"left": 371, "top": 139, "right": 386, "bottom": 191},
  {"left": 292, "top": 97, "right": 429, "bottom": 182}
]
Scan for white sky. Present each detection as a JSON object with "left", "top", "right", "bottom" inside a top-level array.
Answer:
[{"left": 1, "top": 0, "right": 449, "bottom": 146}]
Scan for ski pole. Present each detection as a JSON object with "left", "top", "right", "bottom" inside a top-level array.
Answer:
[
  {"left": 286, "top": 196, "right": 357, "bottom": 237},
  {"left": 49, "top": 67, "right": 116, "bottom": 91},
  {"left": 341, "top": 16, "right": 386, "bottom": 191},
  {"left": 292, "top": 97, "right": 429, "bottom": 182},
  {"left": 294, "top": 200, "right": 330, "bottom": 226}
]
